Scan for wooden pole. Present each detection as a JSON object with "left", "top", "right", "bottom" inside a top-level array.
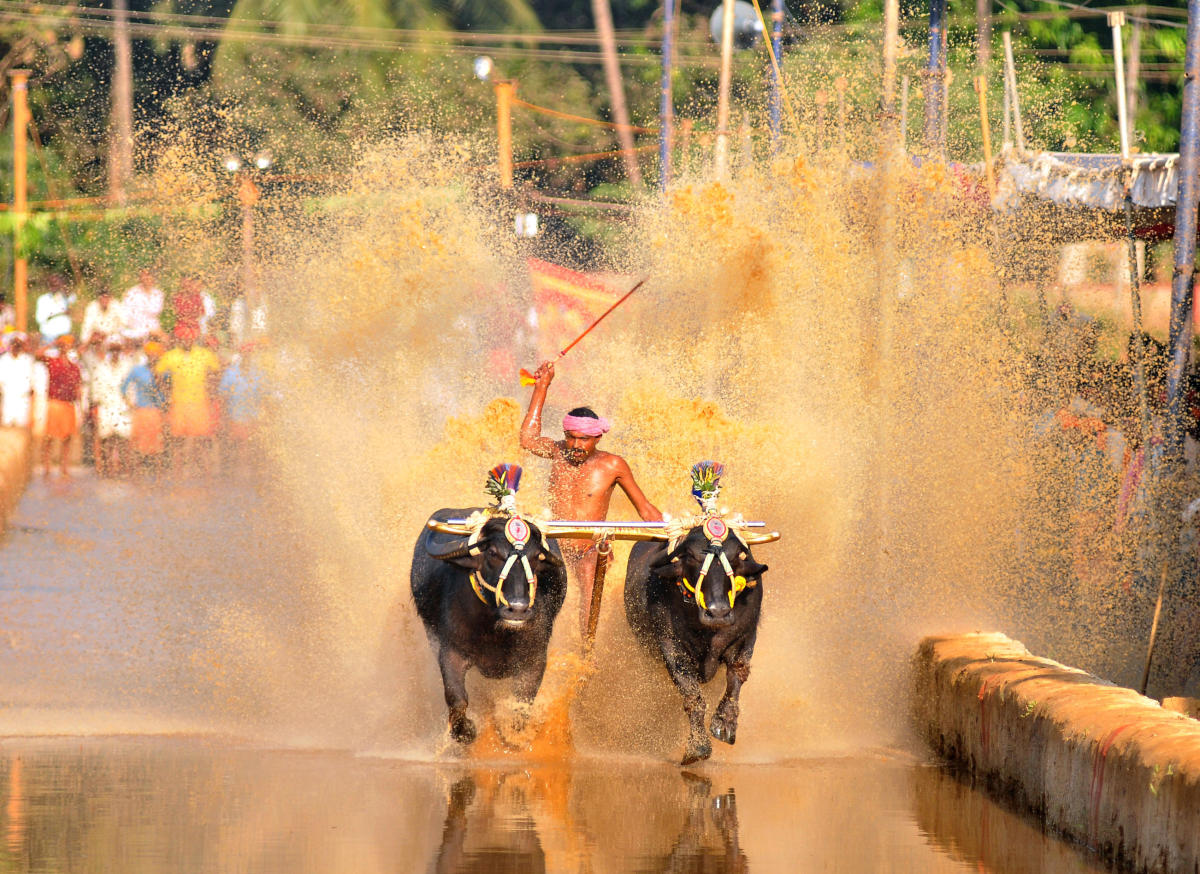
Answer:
[
  {"left": 659, "top": 0, "right": 675, "bottom": 189},
  {"left": 900, "top": 75, "right": 910, "bottom": 151},
  {"left": 770, "top": 0, "right": 784, "bottom": 147},
  {"left": 593, "top": 0, "right": 643, "bottom": 187},
  {"left": 882, "top": 0, "right": 900, "bottom": 115},
  {"left": 496, "top": 81, "right": 514, "bottom": 189},
  {"left": 976, "top": 0, "right": 992, "bottom": 70},
  {"left": 109, "top": 0, "right": 133, "bottom": 205},
  {"left": 1002, "top": 32, "right": 1026, "bottom": 151},
  {"left": 714, "top": 0, "right": 736, "bottom": 179},
  {"left": 583, "top": 542, "right": 612, "bottom": 656},
  {"left": 975, "top": 75, "right": 995, "bottom": 195},
  {"left": 238, "top": 174, "right": 259, "bottom": 313},
  {"left": 836, "top": 77, "right": 848, "bottom": 155},
  {"left": 10, "top": 70, "right": 29, "bottom": 334},
  {"left": 924, "top": 0, "right": 948, "bottom": 157},
  {"left": 1127, "top": 14, "right": 1142, "bottom": 121},
  {"left": 1165, "top": 0, "right": 1200, "bottom": 459},
  {"left": 1110, "top": 11, "right": 1131, "bottom": 160}
]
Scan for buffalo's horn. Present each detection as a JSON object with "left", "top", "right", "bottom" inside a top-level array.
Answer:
[
  {"left": 741, "top": 531, "right": 782, "bottom": 545},
  {"left": 427, "top": 520, "right": 476, "bottom": 537},
  {"left": 429, "top": 544, "right": 474, "bottom": 560}
]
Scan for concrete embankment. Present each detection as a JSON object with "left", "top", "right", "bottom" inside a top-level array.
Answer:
[
  {"left": 913, "top": 632, "right": 1200, "bottom": 873},
  {"left": 0, "top": 427, "right": 32, "bottom": 535}
]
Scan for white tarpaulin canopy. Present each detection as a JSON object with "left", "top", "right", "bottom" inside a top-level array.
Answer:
[{"left": 995, "top": 148, "right": 1179, "bottom": 212}]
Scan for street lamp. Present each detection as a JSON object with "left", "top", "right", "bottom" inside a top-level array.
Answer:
[{"left": 222, "top": 151, "right": 273, "bottom": 321}]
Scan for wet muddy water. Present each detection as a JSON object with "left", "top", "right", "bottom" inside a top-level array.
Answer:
[
  {"left": 0, "top": 740, "right": 1113, "bottom": 874},
  {"left": 0, "top": 475, "right": 1114, "bottom": 872}
]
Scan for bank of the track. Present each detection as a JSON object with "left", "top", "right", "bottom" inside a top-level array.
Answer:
[
  {"left": 0, "top": 426, "right": 31, "bottom": 535},
  {"left": 914, "top": 632, "right": 1200, "bottom": 873}
]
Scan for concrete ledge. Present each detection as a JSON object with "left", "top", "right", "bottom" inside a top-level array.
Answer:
[
  {"left": 914, "top": 632, "right": 1200, "bottom": 873},
  {"left": 0, "top": 427, "right": 31, "bottom": 535}
]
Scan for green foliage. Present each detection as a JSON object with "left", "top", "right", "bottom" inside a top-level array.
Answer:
[{"left": 0, "top": 0, "right": 1194, "bottom": 270}]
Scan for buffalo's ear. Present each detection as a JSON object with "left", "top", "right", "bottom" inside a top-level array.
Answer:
[
  {"left": 740, "top": 560, "right": 768, "bottom": 578},
  {"left": 436, "top": 553, "right": 482, "bottom": 571},
  {"left": 650, "top": 554, "right": 684, "bottom": 580},
  {"left": 537, "top": 549, "right": 565, "bottom": 570}
]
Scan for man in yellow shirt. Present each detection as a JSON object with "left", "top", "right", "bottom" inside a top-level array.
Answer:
[{"left": 156, "top": 324, "right": 221, "bottom": 472}]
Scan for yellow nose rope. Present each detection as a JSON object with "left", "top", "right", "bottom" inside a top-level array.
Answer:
[
  {"left": 677, "top": 539, "right": 757, "bottom": 610},
  {"left": 469, "top": 552, "right": 537, "bottom": 609}
]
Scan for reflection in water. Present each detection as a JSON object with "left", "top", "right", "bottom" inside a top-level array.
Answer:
[
  {"left": 0, "top": 740, "right": 1115, "bottom": 874},
  {"left": 435, "top": 776, "right": 546, "bottom": 874},
  {"left": 910, "top": 765, "right": 1114, "bottom": 873},
  {"left": 647, "top": 772, "right": 747, "bottom": 874}
]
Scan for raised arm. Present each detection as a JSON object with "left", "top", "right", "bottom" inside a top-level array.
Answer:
[
  {"left": 519, "top": 361, "right": 558, "bottom": 459},
  {"left": 613, "top": 456, "right": 663, "bottom": 522}
]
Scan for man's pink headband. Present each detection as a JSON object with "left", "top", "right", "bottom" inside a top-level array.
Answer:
[{"left": 562, "top": 414, "right": 610, "bottom": 437}]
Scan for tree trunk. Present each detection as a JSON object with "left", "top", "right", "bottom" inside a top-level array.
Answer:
[
  {"left": 592, "top": 0, "right": 642, "bottom": 187},
  {"left": 108, "top": 0, "right": 134, "bottom": 205}
]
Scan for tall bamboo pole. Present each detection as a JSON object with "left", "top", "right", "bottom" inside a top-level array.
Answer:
[
  {"left": 109, "top": 0, "right": 133, "bottom": 205},
  {"left": 924, "top": 0, "right": 947, "bottom": 156},
  {"left": 1110, "top": 12, "right": 1131, "bottom": 159},
  {"left": 1128, "top": 13, "right": 1143, "bottom": 121},
  {"left": 882, "top": 0, "right": 899, "bottom": 116},
  {"left": 593, "top": 0, "right": 643, "bottom": 187},
  {"left": 1002, "top": 32, "right": 1026, "bottom": 151},
  {"left": 769, "top": 0, "right": 784, "bottom": 147},
  {"left": 714, "top": 0, "right": 737, "bottom": 179},
  {"left": 1141, "top": 0, "right": 1200, "bottom": 696},
  {"left": 660, "top": 0, "right": 675, "bottom": 189},
  {"left": 975, "top": 76, "right": 995, "bottom": 195},
  {"left": 976, "top": 0, "right": 992, "bottom": 70},
  {"left": 496, "top": 81, "right": 514, "bottom": 189},
  {"left": 1165, "top": 0, "right": 1200, "bottom": 459},
  {"left": 10, "top": 70, "right": 29, "bottom": 334}
]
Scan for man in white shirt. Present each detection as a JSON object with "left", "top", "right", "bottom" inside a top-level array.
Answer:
[
  {"left": 81, "top": 287, "right": 127, "bottom": 344},
  {"left": 122, "top": 269, "right": 164, "bottom": 341},
  {"left": 0, "top": 333, "right": 35, "bottom": 428},
  {"left": 35, "top": 276, "right": 74, "bottom": 341}
]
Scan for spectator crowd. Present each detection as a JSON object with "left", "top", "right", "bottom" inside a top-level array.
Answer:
[{"left": 0, "top": 269, "right": 266, "bottom": 478}]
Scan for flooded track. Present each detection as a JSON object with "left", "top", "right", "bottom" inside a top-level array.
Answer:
[
  {"left": 0, "top": 474, "right": 1115, "bottom": 872},
  {"left": 0, "top": 740, "right": 1115, "bottom": 873}
]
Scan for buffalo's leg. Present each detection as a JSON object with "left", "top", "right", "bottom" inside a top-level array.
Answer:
[
  {"left": 659, "top": 637, "right": 710, "bottom": 765},
  {"left": 504, "top": 653, "right": 549, "bottom": 738},
  {"left": 711, "top": 634, "right": 756, "bottom": 745},
  {"left": 438, "top": 646, "right": 476, "bottom": 744},
  {"left": 711, "top": 652, "right": 752, "bottom": 745}
]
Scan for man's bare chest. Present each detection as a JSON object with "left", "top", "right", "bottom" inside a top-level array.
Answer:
[{"left": 550, "top": 461, "right": 614, "bottom": 497}]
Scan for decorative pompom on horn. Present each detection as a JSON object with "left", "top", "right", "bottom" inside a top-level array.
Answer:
[
  {"left": 486, "top": 463, "right": 523, "bottom": 511},
  {"left": 690, "top": 461, "right": 725, "bottom": 512}
]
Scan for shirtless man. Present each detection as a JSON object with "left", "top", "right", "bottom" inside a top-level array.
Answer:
[{"left": 520, "top": 361, "right": 662, "bottom": 637}]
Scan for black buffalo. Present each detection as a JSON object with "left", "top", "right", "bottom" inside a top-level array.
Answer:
[
  {"left": 625, "top": 521, "right": 769, "bottom": 765},
  {"left": 412, "top": 508, "right": 567, "bottom": 744}
]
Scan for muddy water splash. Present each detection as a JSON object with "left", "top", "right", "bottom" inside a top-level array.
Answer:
[{"left": 170, "top": 116, "right": 1114, "bottom": 757}]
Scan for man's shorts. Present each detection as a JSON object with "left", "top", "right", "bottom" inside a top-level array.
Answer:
[
  {"left": 130, "top": 407, "right": 164, "bottom": 455},
  {"left": 44, "top": 400, "right": 76, "bottom": 441},
  {"left": 169, "top": 401, "right": 214, "bottom": 438}
]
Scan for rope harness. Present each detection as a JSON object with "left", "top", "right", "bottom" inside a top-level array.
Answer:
[
  {"left": 465, "top": 515, "right": 540, "bottom": 610},
  {"left": 675, "top": 516, "right": 757, "bottom": 610}
]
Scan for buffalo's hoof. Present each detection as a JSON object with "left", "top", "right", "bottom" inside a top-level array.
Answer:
[
  {"left": 450, "top": 715, "right": 477, "bottom": 745},
  {"left": 710, "top": 704, "right": 738, "bottom": 745},
  {"left": 680, "top": 739, "right": 712, "bottom": 766}
]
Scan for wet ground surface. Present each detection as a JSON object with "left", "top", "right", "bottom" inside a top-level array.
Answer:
[{"left": 0, "top": 473, "right": 1115, "bottom": 873}]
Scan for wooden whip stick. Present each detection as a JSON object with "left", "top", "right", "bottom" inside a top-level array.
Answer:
[{"left": 520, "top": 277, "right": 647, "bottom": 385}]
